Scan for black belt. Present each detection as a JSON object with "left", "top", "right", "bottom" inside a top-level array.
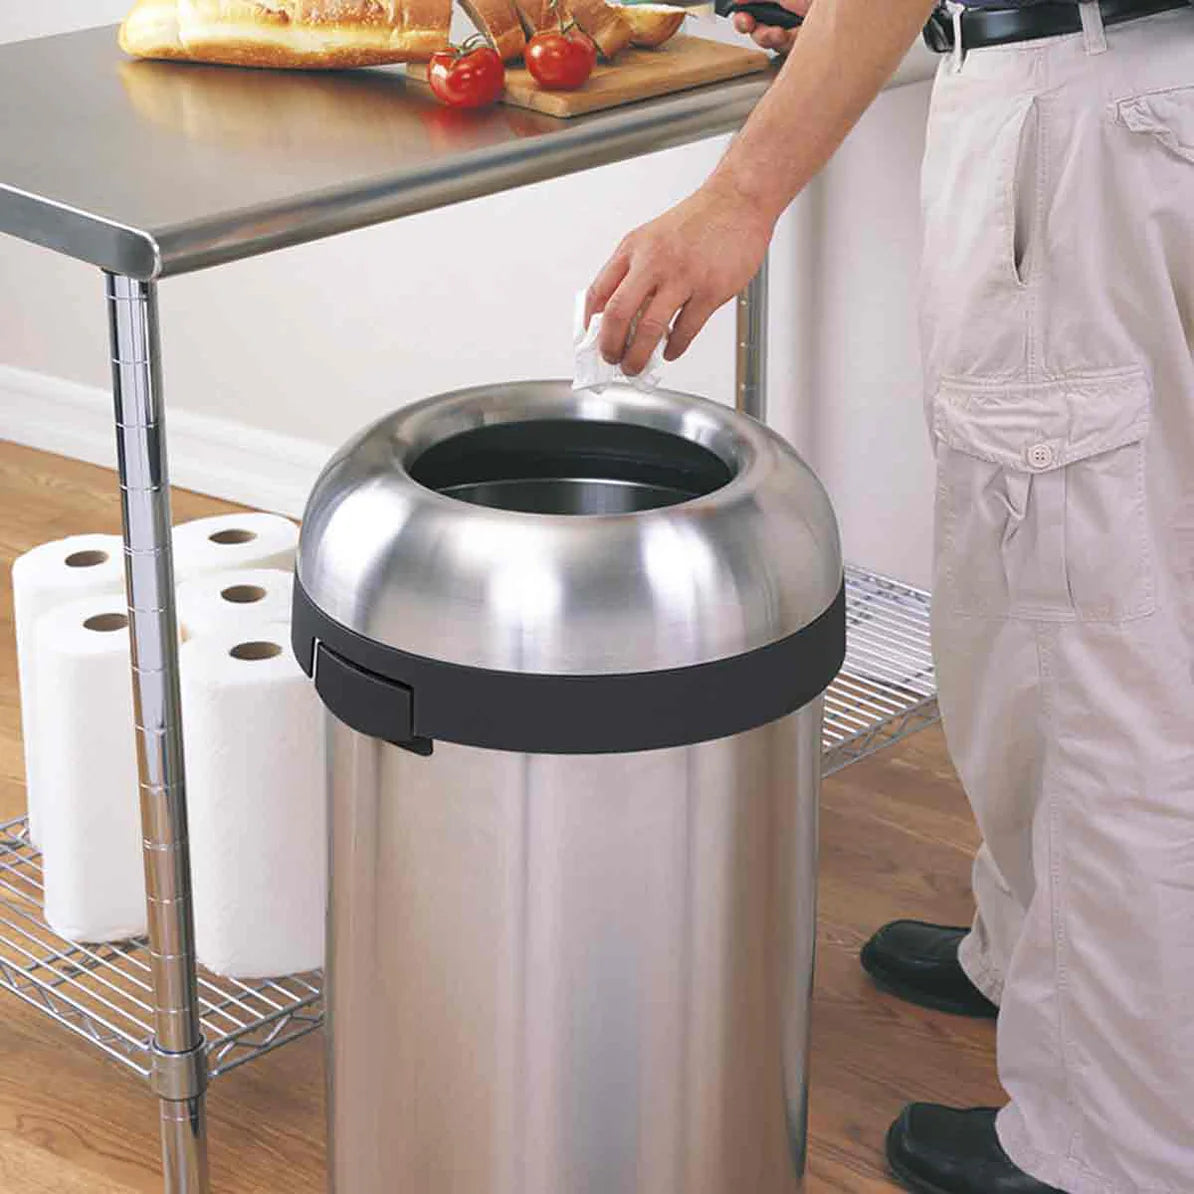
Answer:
[{"left": 924, "top": 0, "right": 1190, "bottom": 52}]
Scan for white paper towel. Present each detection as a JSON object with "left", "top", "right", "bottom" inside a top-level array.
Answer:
[
  {"left": 12, "top": 535, "right": 127, "bottom": 845},
  {"left": 172, "top": 513, "right": 298, "bottom": 581},
  {"left": 177, "top": 568, "right": 294, "bottom": 640},
  {"left": 36, "top": 596, "right": 147, "bottom": 943},
  {"left": 181, "top": 624, "right": 326, "bottom": 978},
  {"left": 572, "top": 290, "right": 666, "bottom": 393}
]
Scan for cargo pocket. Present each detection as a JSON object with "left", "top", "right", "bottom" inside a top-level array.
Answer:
[
  {"left": 1116, "top": 85, "right": 1194, "bottom": 165},
  {"left": 933, "top": 368, "right": 1154, "bottom": 622}
]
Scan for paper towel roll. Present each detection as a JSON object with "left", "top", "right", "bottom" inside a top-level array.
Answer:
[
  {"left": 12, "top": 535, "right": 127, "bottom": 845},
  {"left": 181, "top": 624, "right": 326, "bottom": 978},
  {"left": 172, "top": 513, "right": 298, "bottom": 581},
  {"left": 177, "top": 568, "right": 294, "bottom": 640},
  {"left": 36, "top": 596, "right": 147, "bottom": 943}
]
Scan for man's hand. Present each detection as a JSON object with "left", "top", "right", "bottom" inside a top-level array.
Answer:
[
  {"left": 582, "top": 0, "right": 936, "bottom": 371},
  {"left": 582, "top": 0, "right": 813, "bottom": 378},
  {"left": 732, "top": 0, "right": 812, "bottom": 55},
  {"left": 584, "top": 175, "right": 775, "bottom": 376}
]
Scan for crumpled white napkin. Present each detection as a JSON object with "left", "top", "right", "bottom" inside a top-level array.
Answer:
[{"left": 572, "top": 291, "right": 666, "bottom": 393}]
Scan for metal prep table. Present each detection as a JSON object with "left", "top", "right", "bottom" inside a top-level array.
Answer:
[{"left": 0, "top": 24, "right": 940, "bottom": 1193}]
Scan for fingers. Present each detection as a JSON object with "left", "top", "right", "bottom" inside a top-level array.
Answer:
[
  {"left": 596, "top": 260, "right": 657, "bottom": 365},
  {"left": 752, "top": 24, "right": 797, "bottom": 52},
  {"left": 665, "top": 295, "right": 719, "bottom": 362},
  {"left": 733, "top": 0, "right": 804, "bottom": 52},
  {"left": 621, "top": 287, "right": 687, "bottom": 377},
  {"left": 584, "top": 249, "right": 630, "bottom": 328}
]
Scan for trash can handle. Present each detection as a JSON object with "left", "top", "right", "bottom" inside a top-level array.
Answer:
[{"left": 313, "top": 642, "right": 434, "bottom": 756}]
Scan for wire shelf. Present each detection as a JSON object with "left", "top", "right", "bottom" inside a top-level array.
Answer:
[
  {"left": 0, "top": 818, "right": 322, "bottom": 1082},
  {"left": 822, "top": 565, "right": 939, "bottom": 775},
  {"left": 0, "top": 564, "right": 933, "bottom": 1084}
]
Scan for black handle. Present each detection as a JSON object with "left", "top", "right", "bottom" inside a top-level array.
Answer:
[
  {"left": 716, "top": 0, "right": 804, "bottom": 29},
  {"left": 314, "top": 641, "right": 434, "bottom": 756}
]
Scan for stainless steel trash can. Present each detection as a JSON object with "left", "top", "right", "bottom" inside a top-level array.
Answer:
[{"left": 292, "top": 381, "right": 845, "bottom": 1194}]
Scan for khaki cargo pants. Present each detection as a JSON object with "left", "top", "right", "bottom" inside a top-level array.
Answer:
[{"left": 919, "top": 5, "right": 1194, "bottom": 1191}]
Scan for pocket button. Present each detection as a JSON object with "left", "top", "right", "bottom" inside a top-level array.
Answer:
[{"left": 1027, "top": 442, "right": 1056, "bottom": 470}]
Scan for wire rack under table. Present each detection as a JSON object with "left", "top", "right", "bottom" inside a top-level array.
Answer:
[
  {"left": 822, "top": 565, "right": 939, "bottom": 775},
  {"left": 0, "top": 819, "right": 322, "bottom": 1082},
  {"left": 0, "top": 564, "right": 934, "bottom": 1083}
]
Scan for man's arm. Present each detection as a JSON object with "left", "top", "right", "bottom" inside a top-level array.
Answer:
[{"left": 585, "top": 0, "right": 938, "bottom": 374}]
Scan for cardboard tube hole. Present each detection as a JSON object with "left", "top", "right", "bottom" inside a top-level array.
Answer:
[
  {"left": 66, "top": 550, "right": 110, "bottom": 568},
  {"left": 230, "top": 641, "right": 282, "bottom": 661},
  {"left": 84, "top": 613, "right": 129, "bottom": 633},
  {"left": 209, "top": 529, "right": 257, "bottom": 545},
  {"left": 221, "top": 584, "right": 268, "bottom": 605}
]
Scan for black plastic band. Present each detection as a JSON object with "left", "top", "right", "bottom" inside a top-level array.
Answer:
[{"left": 292, "top": 577, "right": 846, "bottom": 755}]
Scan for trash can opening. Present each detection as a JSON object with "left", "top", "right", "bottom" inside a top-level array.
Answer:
[{"left": 407, "top": 419, "right": 734, "bottom": 516}]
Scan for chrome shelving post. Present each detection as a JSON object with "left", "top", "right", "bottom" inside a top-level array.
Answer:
[
  {"left": 106, "top": 274, "right": 210, "bottom": 1194},
  {"left": 736, "top": 254, "right": 769, "bottom": 423}
]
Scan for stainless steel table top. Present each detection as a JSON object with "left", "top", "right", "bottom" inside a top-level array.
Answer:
[
  {"left": 0, "top": 25, "right": 781, "bottom": 279},
  {"left": 0, "top": 26, "right": 936, "bottom": 280}
]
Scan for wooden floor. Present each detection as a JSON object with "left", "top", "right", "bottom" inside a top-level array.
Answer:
[{"left": 0, "top": 439, "right": 1002, "bottom": 1193}]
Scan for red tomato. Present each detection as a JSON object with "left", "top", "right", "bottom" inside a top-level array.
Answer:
[
  {"left": 525, "top": 29, "right": 597, "bottom": 90},
  {"left": 428, "top": 44, "right": 505, "bottom": 109}
]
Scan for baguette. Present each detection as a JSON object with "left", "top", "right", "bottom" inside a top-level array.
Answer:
[
  {"left": 456, "top": 0, "right": 528, "bottom": 60},
  {"left": 118, "top": 0, "right": 191, "bottom": 59},
  {"left": 511, "top": 0, "right": 557, "bottom": 35},
  {"left": 121, "top": 0, "right": 452, "bottom": 68},
  {"left": 562, "top": 0, "right": 631, "bottom": 57},
  {"left": 619, "top": 3, "right": 684, "bottom": 47}
]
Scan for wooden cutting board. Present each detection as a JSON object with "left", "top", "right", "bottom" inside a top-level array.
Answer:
[{"left": 407, "top": 35, "right": 772, "bottom": 119}]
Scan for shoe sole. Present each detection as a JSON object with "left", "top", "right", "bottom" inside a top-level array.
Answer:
[
  {"left": 885, "top": 1111, "right": 1064, "bottom": 1194},
  {"left": 887, "top": 1151, "right": 956, "bottom": 1194},
  {"left": 885, "top": 1120, "right": 956, "bottom": 1194},
  {"left": 860, "top": 944, "right": 998, "bottom": 1020}
]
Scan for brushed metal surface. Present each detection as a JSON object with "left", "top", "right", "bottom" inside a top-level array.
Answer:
[
  {"left": 0, "top": 29, "right": 937, "bottom": 280},
  {"left": 0, "top": 26, "right": 772, "bottom": 279},
  {"left": 297, "top": 380, "right": 842, "bottom": 674},
  {"left": 326, "top": 702, "right": 821, "bottom": 1194}
]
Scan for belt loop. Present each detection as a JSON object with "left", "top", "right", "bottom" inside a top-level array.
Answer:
[
  {"left": 1079, "top": 0, "right": 1108, "bottom": 53},
  {"left": 946, "top": 0, "right": 966, "bottom": 72}
]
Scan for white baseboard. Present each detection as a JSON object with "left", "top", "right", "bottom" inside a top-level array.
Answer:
[{"left": 0, "top": 365, "right": 333, "bottom": 517}]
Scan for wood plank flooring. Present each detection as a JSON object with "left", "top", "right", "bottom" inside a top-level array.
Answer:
[{"left": 0, "top": 439, "right": 1001, "bottom": 1193}]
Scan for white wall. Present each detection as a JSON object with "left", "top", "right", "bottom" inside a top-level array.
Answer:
[
  {"left": 0, "top": 8, "right": 937, "bottom": 589},
  {"left": 0, "top": 0, "right": 129, "bottom": 43},
  {"left": 778, "top": 79, "right": 936, "bottom": 590}
]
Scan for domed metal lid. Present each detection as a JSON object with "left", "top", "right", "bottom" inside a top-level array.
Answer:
[{"left": 297, "top": 381, "right": 841, "bottom": 678}]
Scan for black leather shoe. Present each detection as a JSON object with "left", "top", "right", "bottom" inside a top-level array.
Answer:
[
  {"left": 860, "top": 920, "right": 999, "bottom": 1018},
  {"left": 887, "top": 1104, "right": 1064, "bottom": 1194}
]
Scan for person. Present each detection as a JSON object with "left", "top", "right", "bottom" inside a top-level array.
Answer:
[{"left": 584, "top": 1, "right": 1194, "bottom": 1191}]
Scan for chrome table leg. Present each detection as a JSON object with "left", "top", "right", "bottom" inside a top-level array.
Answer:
[
  {"left": 106, "top": 274, "right": 210, "bottom": 1194},
  {"left": 736, "top": 253, "right": 769, "bottom": 423}
]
